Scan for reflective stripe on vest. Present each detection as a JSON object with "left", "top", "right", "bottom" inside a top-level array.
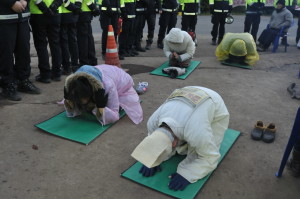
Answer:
[
  {"left": 136, "top": 8, "right": 146, "bottom": 11},
  {"left": 183, "top": 12, "right": 197, "bottom": 15},
  {"left": 214, "top": 9, "right": 229, "bottom": 12},
  {"left": 162, "top": 8, "right": 178, "bottom": 12},
  {"left": 101, "top": 7, "right": 118, "bottom": 11},
  {"left": 127, "top": 14, "right": 136, "bottom": 18},
  {"left": 0, "top": 12, "right": 30, "bottom": 20}
]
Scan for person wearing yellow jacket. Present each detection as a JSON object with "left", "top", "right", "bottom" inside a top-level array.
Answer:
[
  {"left": 244, "top": 0, "right": 265, "bottom": 42},
  {"left": 60, "top": 0, "right": 82, "bottom": 75},
  {"left": 216, "top": 32, "right": 259, "bottom": 66},
  {"left": 131, "top": 86, "right": 229, "bottom": 191},
  {"left": 209, "top": 0, "right": 233, "bottom": 45},
  {"left": 30, "top": 0, "right": 64, "bottom": 83},
  {"left": 180, "top": 0, "right": 199, "bottom": 32},
  {"left": 97, "top": 0, "right": 124, "bottom": 59},
  {"left": 76, "top": 0, "right": 100, "bottom": 67}
]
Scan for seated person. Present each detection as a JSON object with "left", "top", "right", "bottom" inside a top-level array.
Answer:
[
  {"left": 131, "top": 86, "right": 229, "bottom": 191},
  {"left": 256, "top": 0, "right": 293, "bottom": 52},
  {"left": 63, "top": 65, "right": 143, "bottom": 125},
  {"left": 163, "top": 28, "right": 195, "bottom": 68},
  {"left": 216, "top": 33, "right": 259, "bottom": 66}
]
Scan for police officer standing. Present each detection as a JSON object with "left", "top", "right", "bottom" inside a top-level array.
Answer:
[
  {"left": 76, "top": 0, "right": 100, "bottom": 67},
  {"left": 60, "top": 0, "right": 82, "bottom": 75},
  {"left": 157, "top": 0, "right": 179, "bottom": 49},
  {"left": 142, "top": 0, "right": 161, "bottom": 50},
  {"left": 209, "top": 0, "right": 233, "bottom": 45},
  {"left": 244, "top": 0, "right": 265, "bottom": 42},
  {"left": 133, "top": 0, "right": 149, "bottom": 52},
  {"left": 30, "top": 0, "right": 64, "bottom": 83},
  {"left": 0, "top": 0, "right": 40, "bottom": 101},
  {"left": 180, "top": 0, "right": 199, "bottom": 32},
  {"left": 98, "top": 0, "right": 124, "bottom": 60},
  {"left": 119, "top": 0, "right": 137, "bottom": 58}
]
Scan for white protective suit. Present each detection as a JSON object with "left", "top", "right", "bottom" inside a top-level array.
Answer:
[
  {"left": 147, "top": 86, "right": 230, "bottom": 183},
  {"left": 163, "top": 28, "right": 195, "bottom": 62}
]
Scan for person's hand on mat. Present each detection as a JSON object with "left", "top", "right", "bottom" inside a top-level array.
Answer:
[
  {"left": 139, "top": 165, "right": 162, "bottom": 177},
  {"left": 168, "top": 173, "right": 190, "bottom": 191},
  {"left": 94, "top": 88, "right": 108, "bottom": 108}
]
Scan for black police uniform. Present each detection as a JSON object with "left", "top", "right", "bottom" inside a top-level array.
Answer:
[
  {"left": 0, "top": 0, "right": 31, "bottom": 87},
  {"left": 157, "top": 0, "right": 178, "bottom": 48}
]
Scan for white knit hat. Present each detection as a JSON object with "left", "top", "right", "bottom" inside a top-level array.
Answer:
[
  {"left": 131, "top": 129, "right": 173, "bottom": 168},
  {"left": 165, "top": 28, "right": 184, "bottom": 43}
]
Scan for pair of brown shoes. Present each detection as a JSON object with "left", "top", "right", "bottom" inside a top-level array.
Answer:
[{"left": 251, "top": 121, "right": 276, "bottom": 143}]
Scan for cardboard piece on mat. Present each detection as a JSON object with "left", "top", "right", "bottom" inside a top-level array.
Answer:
[
  {"left": 35, "top": 110, "right": 126, "bottom": 145},
  {"left": 221, "top": 61, "right": 252, "bottom": 70},
  {"left": 121, "top": 129, "right": 240, "bottom": 199},
  {"left": 150, "top": 60, "right": 201, "bottom": 79}
]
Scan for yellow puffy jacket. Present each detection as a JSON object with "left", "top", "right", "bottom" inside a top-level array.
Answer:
[{"left": 216, "top": 33, "right": 259, "bottom": 66}]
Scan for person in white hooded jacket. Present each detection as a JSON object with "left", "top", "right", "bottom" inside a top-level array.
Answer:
[
  {"left": 163, "top": 28, "right": 195, "bottom": 68},
  {"left": 131, "top": 86, "right": 229, "bottom": 191}
]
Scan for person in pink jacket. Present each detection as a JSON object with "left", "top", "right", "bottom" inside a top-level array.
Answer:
[{"left": 63, "top": 64, "right": 143, "bottom": 125}]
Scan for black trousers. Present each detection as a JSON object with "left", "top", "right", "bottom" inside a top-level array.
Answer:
[
  {"left": 181, "top": 14, "right": 197, "bottom": 32},
  {"left": 296, "top": 17, "right": 300, "bottom": 43},
  {"left": 142, "top": 12, "right": 156, "bottom": 44},
  {"left": 158, "top": 11, "right": 177, "bottom": 44},
  {"left": 244, "top": 14, "right": 261, "bottom": 41},
  {"left": 211, "top": 14, "right": 226, "bottom": 41},
  {"left": 77, "top": 21, "right": 97, "bottom": 66},
  {"left": 133, "top": 13, "right": 145, "bottom": 46},
  {"left": 0, "top": 21, "right": 31, "bottom": 86},
  {"left": 258, "top": 28, "right": 279, "bottom": 49},
  {"left": 100, "top": 12, "right": 119, "bottom": 55},
  {"left": 119, "top": 18, "right": 135, "bottom": 54},
  {"left": 60, "top": 23, "right": 79, "bottom": 69},
  {"left": 31, "top": 21, "right": 62, "bottom": 78}
]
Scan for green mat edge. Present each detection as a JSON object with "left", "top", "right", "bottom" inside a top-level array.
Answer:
[
  {"left": 120, "top": 129, "right": 240, "bottom": 199},
  {"left": 221, "top": 61, "right": 252, "bottom": 70},
  {"left": 150, "top": 60, "right": 201, "bottom": 80},
  {"left": 35, "top": 110, "right": 126, "bottom": 145}
]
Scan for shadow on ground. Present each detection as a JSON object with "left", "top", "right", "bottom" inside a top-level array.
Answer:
[{"left": 122, "top": 64, "right": 154, "bottom": 75}]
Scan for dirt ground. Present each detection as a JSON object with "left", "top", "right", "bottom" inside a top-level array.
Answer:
[{"left": 0, "top": 15, "right": 300, "bottom": 199}]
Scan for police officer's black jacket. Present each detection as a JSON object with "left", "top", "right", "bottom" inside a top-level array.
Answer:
[
  {"left": 161, "top": 0, "right": 178, "bottom": 10},
  {"left": 0, "top": 0, "right": 30, "bottom": 24}
]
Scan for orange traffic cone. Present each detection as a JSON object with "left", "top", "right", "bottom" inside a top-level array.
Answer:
[{"left": 105, "top": 25, "right": 121, "bottom": 68}]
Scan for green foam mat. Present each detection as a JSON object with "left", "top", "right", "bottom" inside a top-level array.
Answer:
[
  {"left": 35, "top": 110, "right": 126, "bottom": 145},
  {"left": 150, "top": 60, "right": 201, "bottom": 79},
  {"left": 221, "top": 61, "right": 252, "bottom": 70},
  {"left": 121, "top": 129, "right": 240, "bottom": 199}
]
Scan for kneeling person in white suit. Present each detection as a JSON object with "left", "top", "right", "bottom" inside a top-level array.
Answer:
[{"left": 131, "top": 86, "right": 230, "bottom": 191}]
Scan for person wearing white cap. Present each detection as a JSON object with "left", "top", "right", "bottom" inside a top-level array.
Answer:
[
  {"left": 131, "top": 86, "right": 230, "bottom": 191},
  {"left": 163, "top": 28, "right": 195, "bottom": 68},
  {"left": 162, "top": 28, "right": 195, "bottom": 78}
]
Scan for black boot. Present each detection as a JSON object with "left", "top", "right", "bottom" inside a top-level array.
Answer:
[
  {"left": 17, "top": 79, "right": 41, "bottom": 94},
  {"left": 1, "top": 83, "right": 21, "bottom": 101},
  {"left": 135, "top": 43, "right": 146, "bottom": 52},
  {"left": 157, "top": 42, "right": 163, "bottom": 49},
  {"left": 287, "top": 149, "right": 300, "bottom": 177},
  {"left": 146, "top": 41, "right": 152, "bottom": 50}
]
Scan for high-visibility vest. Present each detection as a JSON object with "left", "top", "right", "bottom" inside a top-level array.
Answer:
[
  {"left": 180, "top": 0, "right": 199, "bottom": 14},
  {"left": 246, "top": 0, "right": 266, "bottom": 8},
  {"left": 61, "top": 0, "right": 77, "bottom": 13},
  {"left": 30, "top": 0, "right": 62, "bottom": 14},
  {"left": 209, "top": 0, "right": 233, "bottom": 13},
  {"left": 96, "top": 0, "right": 125, "bottom": 11}
]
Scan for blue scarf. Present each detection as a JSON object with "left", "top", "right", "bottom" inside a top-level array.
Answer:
[{"left": 75, "top": 65, "right": 103, "bottom": 82}]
